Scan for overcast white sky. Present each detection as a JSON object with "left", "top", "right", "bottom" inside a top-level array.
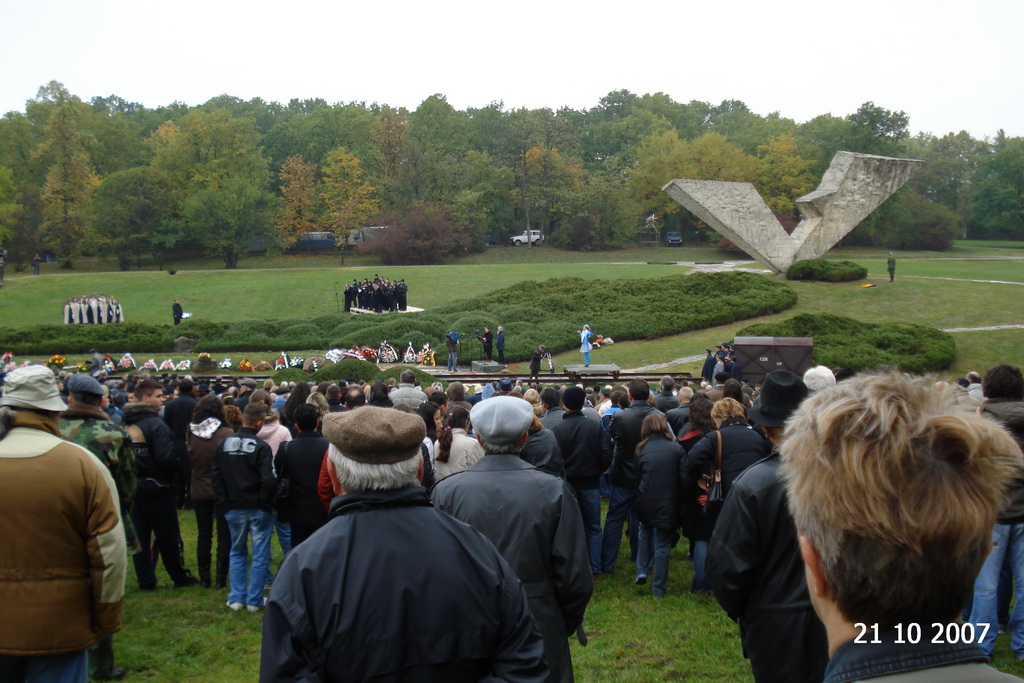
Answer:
[{"left": 2, "top": 0, "right": 1021, "bottom": 139}]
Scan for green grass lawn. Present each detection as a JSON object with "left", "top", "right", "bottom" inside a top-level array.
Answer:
[
  {"left": 3, "top": 243, "right": 1023, "bottom": 380},
  {"left": 119, "top": 508, "right": 1024, "bottom": 681},
  {"left": 10, "top": 242, "right": 1024, "bottom": 679}
]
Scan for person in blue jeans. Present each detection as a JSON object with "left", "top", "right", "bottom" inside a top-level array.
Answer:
[
  {"left": 968, "top": 363, "right": 1024, "bottom": 656},
  {"left": 602, "top": 380, "right": 660, "bottom": 572},
  {"left": 213, "top": 403, "right": 276, "bottom": 612},
  {"left": 551, "top": 387, "right": 613, "bottom": 574},
  {"left": 634, "top": 413, "right": 685, "bottom": 597}
]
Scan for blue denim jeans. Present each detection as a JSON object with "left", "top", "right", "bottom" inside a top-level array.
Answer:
[
  {"left": 447, "top": 351, "right": 457, "bottom": 371},
  {"left": 572, "top": 485, "right": 602, "bottom": 573},
  {"left": 274, "top": 516, "right": 292, "bottom": 557},
  {"left": 600, "top": 485, "right": 638, "bottom": 573},
  {"left": 692, "top": 539, "right": 711, "bottom": 594},
  {"left": 636, "top": 523, "right": 674, "bottom": 597},
  {"left": 225, "top": 508, "right": 273, "bottom": 607},
  {"left": 969, "top": 522, "right": 1024, "bottom": 656},
  {"left": 0, "top": 649, "right": 87, "bottom": 682}
]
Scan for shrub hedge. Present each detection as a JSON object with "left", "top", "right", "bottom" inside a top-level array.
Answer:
[
  {"left": 736, "top": 313, "right": 955, "bottom": 373},
  {"left": 785, "top": 259, "right": 868, "bottom": 282},
  {"left": 1, "top": 273, "right": 797, "bottom": 364}
]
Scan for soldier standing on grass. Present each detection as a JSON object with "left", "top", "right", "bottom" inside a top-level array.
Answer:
[
  {"left": 172, "top": 299, "right": 183, "bottom": 325},
  {"left": 887, "top": 252, "right": 896, "bottom": 282},
  {"left": 61, "top": 373, "right": 138, "bottom": 682}
]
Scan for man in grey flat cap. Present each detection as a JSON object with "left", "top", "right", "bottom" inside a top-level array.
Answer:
[
  {"left": 432, "top": 396, "right": 593, "bottom": 683},
  {"left": 260, "top": 406, "right": 547, "bottom": 683}
]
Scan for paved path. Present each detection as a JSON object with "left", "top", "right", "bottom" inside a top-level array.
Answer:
[{"left": 942, "top": 324, "right": 1024, "bottom": 332}]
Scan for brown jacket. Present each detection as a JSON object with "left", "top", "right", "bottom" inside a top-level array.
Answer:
[
  {"left": 187, "top": 418, "right": 235, "bottom": 502},
  {"left": 0, "top": 410, "right": 127, "bottom": 655}
]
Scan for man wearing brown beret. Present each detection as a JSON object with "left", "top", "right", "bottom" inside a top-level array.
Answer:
[
  {"left": 260, "top": 407, "right": 547, "bottom": 682},
  {"left": 432, "top": 397, "right": 593, "bottom": 683}
]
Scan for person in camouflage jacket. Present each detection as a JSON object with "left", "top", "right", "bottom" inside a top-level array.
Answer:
[
  {"left": 60, "top": 374, "right": 137, "bottom": 682},
  {"left": 61, "top": 376, "right": 138, "bottom": 550}
]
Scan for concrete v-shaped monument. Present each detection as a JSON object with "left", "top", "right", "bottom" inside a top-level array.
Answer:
[{"left": 662, "top": 151, "right": 923, "bottom": 273}]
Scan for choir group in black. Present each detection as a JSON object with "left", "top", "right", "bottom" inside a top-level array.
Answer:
[{"left": 343, "top": 277, "right": 409, "bottom": 313}]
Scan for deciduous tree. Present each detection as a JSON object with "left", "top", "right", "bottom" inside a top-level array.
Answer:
[
  {"left": 320, "top": 149, "right": 379, "bottom": 261},
  {"left": 0, "top": 167, "right": 20, "bottom": 245},
  {"left": 972, "top": 132, "right": 1024, "bottom": 240},
  {"left": 95, "top": 167, "right": 176, "bottom": 270},
  {"left": 361, "top": 202, "right": 472, "bottom": 265},
  {"left": 39, "top": 96, "right": 99, "bottom": 268},
  {"left": 755, "top": 133, "right": 815, "bottom": 214},
  {"left": 183, "top": 177, "right": 275, "bottom": 269},
  {"left": 276, "top": 154, "right": 320, "bottom": 248}
]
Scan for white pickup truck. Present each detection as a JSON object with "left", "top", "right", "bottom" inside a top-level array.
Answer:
[{"left": 510, "top": 230, "right": 544, "bottom": 246}]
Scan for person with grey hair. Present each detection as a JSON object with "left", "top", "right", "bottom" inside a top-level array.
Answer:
[
  {"left": 432, "top": 397, "right": 593, "bottom": 682},
  {"left": 261, "top": 407, "right": 547, "bottom": 682},
  {"left": 666, "top": 385, "right": 695, "bottom": 435},
  {"left": 0, "top": 366, "right": 127, "bottom": 681},
  {"left": 655, "top": 376, "right": 677, "bottom": 412},
  {"left": 389, "top": 369, "right": 427, "bottom": 408},
  {"left": 802, "top": 365, "right": 836, "bottom": 394}
]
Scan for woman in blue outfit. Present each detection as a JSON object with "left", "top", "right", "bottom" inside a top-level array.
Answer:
[{"left": 579, "top": 325, "right": 593, "bottom": 366}]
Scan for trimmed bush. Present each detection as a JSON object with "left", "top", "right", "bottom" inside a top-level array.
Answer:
[
  {"left": 786, "top": 259, "right": 868, "bottom": 282},
  {"left": 736, "top": 313, "right": 955, "bottom": 373},
  {"left": 376, "top": 365, "right": 445, "bottom": 390},
  {"left": 272, "top": 368, "right": 310, "bottom": 384},
  {"left": 311, "top": 358, "right": 380, "bottom": 384},
  {"left": 1, "top": 272, "right": 797, "bottom": 360},
  {"left": 328, "top": 272, "right": 797, "bottom": 363}
]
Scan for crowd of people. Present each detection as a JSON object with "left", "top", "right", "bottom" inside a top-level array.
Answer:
[
  {"left": 62, "top": 296, "right": 125, "bottom": 324},
  {"left": 343, "top": 275, "right": 409, "bottom": 313},
  {"left": 1, "top": 358, "right": 1023, "bottom": 682}
]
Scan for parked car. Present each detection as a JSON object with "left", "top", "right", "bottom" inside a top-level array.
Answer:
[
  {"left": 664, "top": 231, "right": 683, "bottom": 246},
  {"left": 510, "top": 230, "right": 544, "bottom": 246}
]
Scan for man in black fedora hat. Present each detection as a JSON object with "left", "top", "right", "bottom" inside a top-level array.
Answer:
[{"left": 705, "top": 370, "right": 828, "bottom": 683}]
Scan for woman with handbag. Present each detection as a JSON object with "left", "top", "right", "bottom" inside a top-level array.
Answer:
[
  {"left": 682, "top": 398, "right": 771, "bottom": 594},
  {"left": 634, "top": 413, "right": 686, "bottom": 597}
]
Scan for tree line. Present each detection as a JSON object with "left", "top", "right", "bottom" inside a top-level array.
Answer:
[{"left": 0, "top": 81, "right": 1020, "bottom": 269}]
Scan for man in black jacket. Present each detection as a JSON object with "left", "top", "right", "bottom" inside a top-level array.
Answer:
[
  {"left": 665, "top": 386, "right": 693, "bottom": 435},
  {"left": 551, "top": 386, "right": 612, "bottom": 575},
  {"left": 261, "top": 407, "right": 547, "bottom": 682},
  {"left": 601, "top": 379, "right": 660, "bottom": 573},
  {"left": 479, "top": 326, "right": 494, "bottom": 361},
  {"left": 274, "top": 404, "right": 329, "bottom": 548},
  {"left": 654, "top": 376, "right": 677, "bottom": 412},
  {"left": 705, "top": 370, "right": 826, "bottom": 683},
  {"left": 123, "top": 379, "right": 199, "bottom": 590},
  {"left": 162, "top": 377, "right": 197, "bottom": 507},
  {"left": 213, "top": 403, "right": 275, "bottom": 612},
  {"left": 432, "top": 397, "right": 592, "bottom": 683},
  {"left": 538, "top": 387, "right": 565, "bottom": 430}
]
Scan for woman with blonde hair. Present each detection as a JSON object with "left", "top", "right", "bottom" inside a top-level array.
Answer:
[
  {"left": 682, "top": 397, "right": 770, "bottom": 593},
  {"left": 634, "top": 413, "right": 685, "bottom": 597},
  {"left": 523, "top": 388, "right": 543, "bottom": 417},
  {"left": 305, "top": 392, "right": 329, "bottom": 419}
]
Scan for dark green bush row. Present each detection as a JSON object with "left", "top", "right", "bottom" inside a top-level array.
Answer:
[
  {"left": 324, "top": 272, "right": 797, "bottom": 363},
  {"left": 736, "top": 313, "right": 955, "bottom": 373},
  {"left": 1, "top": 273, "right": 797, "bottom": 361},
  {"left": 786, "top": 259, "right": 868, "bottom": 282}
]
